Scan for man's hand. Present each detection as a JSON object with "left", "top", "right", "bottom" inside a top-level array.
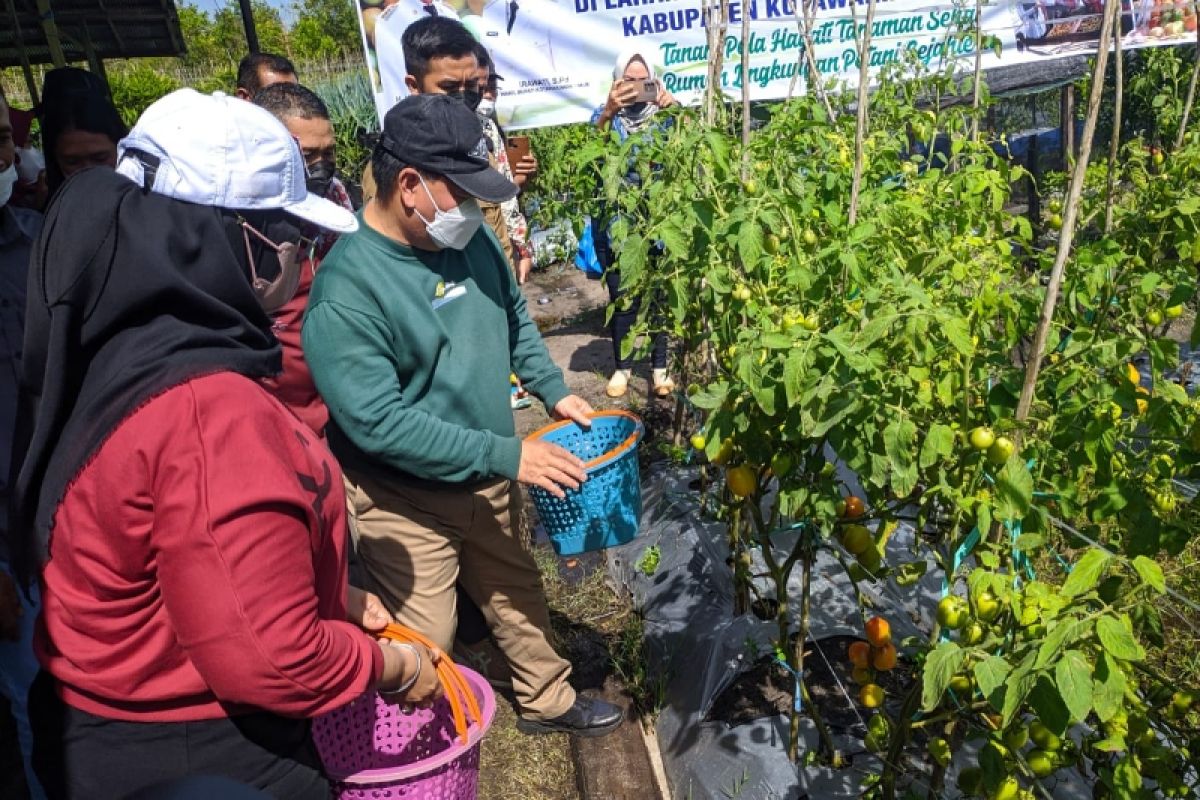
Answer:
[
  {"left": 553, "top": 395, "right": 594, "bottom": 429},
  {"left": 518, "top": 439, "right": 587, "bottom": 499},
  {"left": 0, "top": 572, "right": 22, "bottom": 641},
  {"left": 516, "top": 256, "right": 533, "bottom": 285},
  {"left": 512, "top": 154, "right": 538, "bottom": 189},
  {"left": 347, "top": 586, "right": 391, "bottom": 633}
]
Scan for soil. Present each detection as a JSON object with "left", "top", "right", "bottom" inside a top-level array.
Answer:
[
  {"left": 513, "top": 263, "right": 683, "bottom": 448},
  {"left": 706, "top": 635, "right": 916, "bottom": 734}
]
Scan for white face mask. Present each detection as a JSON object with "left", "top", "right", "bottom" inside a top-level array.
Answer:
[
  {"left": 415, "top": 174, "right": 483, "bottom": 251},
  {"left": 476, "top": 98, "right": 497, "bottom": 120},
  {"left": 0, "top": 162, "right": 17, "bottom": 207}
]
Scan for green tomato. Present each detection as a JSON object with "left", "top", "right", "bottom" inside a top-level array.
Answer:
[
  {"left": 937, "top": 596, "right": 970, "bottom": 630},
  {"left": 1165, "top": 304, "right": 1184, "bottom": 319},
  {"left": 969, "top": 426, "right": 996, "bottom": 451},
  {"left": 987, "top": 437, "right": 1015, "bottom": 466},
  {"left": 948, "top": 674, "right": 973, "bottom": 694},
  {"left": 1004, "top": 726, "right": 1029, "bottom": 750},
  {"left": 742, "top": 178, "right": 760, "bottom": 196},
  {"left": 1027, "top": 749, "right": 1054, "bottom": 778},
  {"left": 1029, "top": 721, "right": 1062, "bottom": 751},
  {"left": 1146, "top": 308, "right": 1164, "bottom": 326},
  {"left": 803, "top": 229, "right": 818, "bottom": 247},
  {"left": 690, "top": 434, "right": 707, "bottom": 451},
  {"left": 961, "top": 621, "right": 985, "bottom": 645},
  {"left": 770, "top": 453, "right": 793, "bottom": 478},
  {"left": 992, "top": 777, "right": 1020, "bottom": 800},
  {"left": 974, "top": 590, "right": 1002, "bottom": 622},
  {"left": 764, "top": 234, "right": 781, "bottom": 255}
]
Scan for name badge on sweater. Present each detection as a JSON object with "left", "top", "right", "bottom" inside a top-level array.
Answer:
[{"left": 432, "top": 282, "right": 467, "bottom": 310}]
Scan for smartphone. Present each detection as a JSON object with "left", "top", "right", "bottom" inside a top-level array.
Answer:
[
  {"left": 632, "top": 79, "right": 659, "bottom": 103},
  {"left": 506, "top": 135, "right": 531, "bottom": 166}
]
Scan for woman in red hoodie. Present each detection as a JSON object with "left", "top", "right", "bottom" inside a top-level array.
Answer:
[{"left": 9, "top": 90, "right": 439, "bottom": 799}]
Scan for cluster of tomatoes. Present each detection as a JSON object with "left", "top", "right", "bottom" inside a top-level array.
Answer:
[
  {"left": 848, "top": 616, "right": 898, "bottom": 714},
  {"left": 834, "top": 495, "right": 887, "bottom": 579}
]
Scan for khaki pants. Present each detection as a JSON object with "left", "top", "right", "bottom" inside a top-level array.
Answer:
[{"left": 343, "top": 468, "right": 575, "bottom": 720}]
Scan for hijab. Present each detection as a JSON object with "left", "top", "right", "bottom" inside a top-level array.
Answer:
[
  {"left": 613, "top": 49, "right": 659, "bottom": 134},
  {"left": 7, "top": 167, "right": 283, "bottom": 584}
]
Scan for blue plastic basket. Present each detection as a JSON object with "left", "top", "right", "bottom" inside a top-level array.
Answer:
[{"left": 525, "top": 411, "right": 644, "bottom": 556}]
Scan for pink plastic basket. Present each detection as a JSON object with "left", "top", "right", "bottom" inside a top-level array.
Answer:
[{"left": 312, "top": 667, "right": 497, "bottom": 799}]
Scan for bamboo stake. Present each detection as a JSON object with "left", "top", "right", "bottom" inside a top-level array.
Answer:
[
  {"left": 848, "top": 0, "right": 878, "bottom": 225},
  {"left": 788, "top": 0, "right": 837, "bottom": 121},
  {"left": 970, "top": 0, "right": 983, "bottom": 140},
  {"left": 1104, "top": 0, "right": 1124, "bottom": 233},
  {"left": 704, "top": 0, "right": 731, "bottom": 126},
  {"left": 1174, "top": 11, "right": 1200, "bottom": 149},
  {"left": 1015, "top": 0, "right": 1119, "bottom": 423},
  {"left": 741, "top": 0, "right": 752, "bottom": 159}
]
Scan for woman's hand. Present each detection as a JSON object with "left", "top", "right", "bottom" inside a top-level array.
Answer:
[
  {"left": 347, "top": 586, "right": 391, "bottom": 633},
  {"left": 604, "top": 79, "right": 640, "bottom": 116},
  {"left": 513, "top": 154, "right": 538, "bottom": 189},
  {"left": 656, "top": 82, "right": 677, "bottom": 108},
  {"left": 378, "top": 640, "right": 444, "bottom": 705}
]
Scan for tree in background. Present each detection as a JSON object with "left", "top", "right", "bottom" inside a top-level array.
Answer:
[{"left": 290, "top": 0, "right": 360, "bottom": 61}]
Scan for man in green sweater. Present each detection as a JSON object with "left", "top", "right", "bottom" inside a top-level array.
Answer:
[{"left": 304, "top": 94, "right": 623, "bottom": 736}]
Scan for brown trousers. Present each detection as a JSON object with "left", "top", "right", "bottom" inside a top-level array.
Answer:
[{"left": 343, "top": 468, "right": 575, "bottom": 720}]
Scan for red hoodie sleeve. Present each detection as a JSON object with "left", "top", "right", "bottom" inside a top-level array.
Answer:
[{"left": 150, "top": 380, "right": 382, "bottom": 718}]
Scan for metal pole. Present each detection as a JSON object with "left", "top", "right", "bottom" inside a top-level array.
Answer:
[
  {"left": 34, "top": 0, "right": 67, "bottom": 67},
  {"left": 238, "top": 0, "right": 260, "bottom": 53}
]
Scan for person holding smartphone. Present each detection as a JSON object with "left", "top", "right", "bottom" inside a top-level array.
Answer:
[{"left": 591, "top": 50, "right": 676, "bottom": 399}]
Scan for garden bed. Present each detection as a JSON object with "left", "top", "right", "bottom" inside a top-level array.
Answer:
[{"left": 605, "top": 465, "right": 1103, "bottom": 799}]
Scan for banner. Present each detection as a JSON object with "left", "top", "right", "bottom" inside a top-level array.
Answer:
[{"left": 352, "top": 0, "right": 1196, "bottom": 130}]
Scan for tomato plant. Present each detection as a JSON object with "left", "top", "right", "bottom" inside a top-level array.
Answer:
[{"left": 559, "top": 26, "right": 1199, "bottom": 798}]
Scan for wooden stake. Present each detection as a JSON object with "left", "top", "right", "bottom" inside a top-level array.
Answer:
[
  {"left": 848, "top": 0, "right": 878, "bottom": 225},
  {"left": 1015, "top": 0, "right": 1119, "bottom": 423},
  {"left": 1104, "top": 0, "right": 1124, "bottom": 233},
  {"left": 970, "top": 0, "right": 983, "bottom": 140},
  {"left": 1174, "top": 13, "right": 1200, "bottom": 149}
]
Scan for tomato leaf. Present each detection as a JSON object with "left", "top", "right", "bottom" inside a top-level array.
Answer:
[
  {"left": 883, "top": 417, "right": 918, "bottom": 498},
  {"left": 918, "top": 423, "right": 955, "bottom": 469},
  {"left": 1095, "top": 614, "right": 1146, "bottom": 662},
  {"left": 1055, "top": 650, "right": 1093, "bottom": 722},
  {"left": 1061, "top": 548, "right": 1111, "bottom": 598},
  {"left": 1092, "top": 652, "right": 1127, "bottom": 723},
  {"left": 1000, "top": 653, "right": 1038, "bottom": 726},
  {"left": 973, "top": 654, "right": 1011, "bottom": 701},
  {"left": 1130, "top": 555, "right": 1166, "bottom": 593},
  {"left": 921, "top": 642, "right": 966, "bottom": 713},
  {"left": 994, "top": 458, "right": 1033, "bottom": 521},
  {"left": 1112, "top": 755, "right": 1142, "bottom": 799},
  {"left": 943, "top": 316, "right": 974, "bottom": 356},
  {"left": 1028, "top": 674, "right": 1071, "bottom": 735},
  {"left": 1035, "top": 618, "right": 1085, "bottom": 669},
  {"left": 737, "top": 220, "right": 764, "bottom": 270}
]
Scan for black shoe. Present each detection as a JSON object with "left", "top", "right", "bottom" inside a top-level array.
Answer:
[{"left": 516, "top": 696, "right": 624, "bottom": 738}]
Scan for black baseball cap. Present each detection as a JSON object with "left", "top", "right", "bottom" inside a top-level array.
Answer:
[{"left": 379, "top": 94, "right": 517, "bottom": 204}]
